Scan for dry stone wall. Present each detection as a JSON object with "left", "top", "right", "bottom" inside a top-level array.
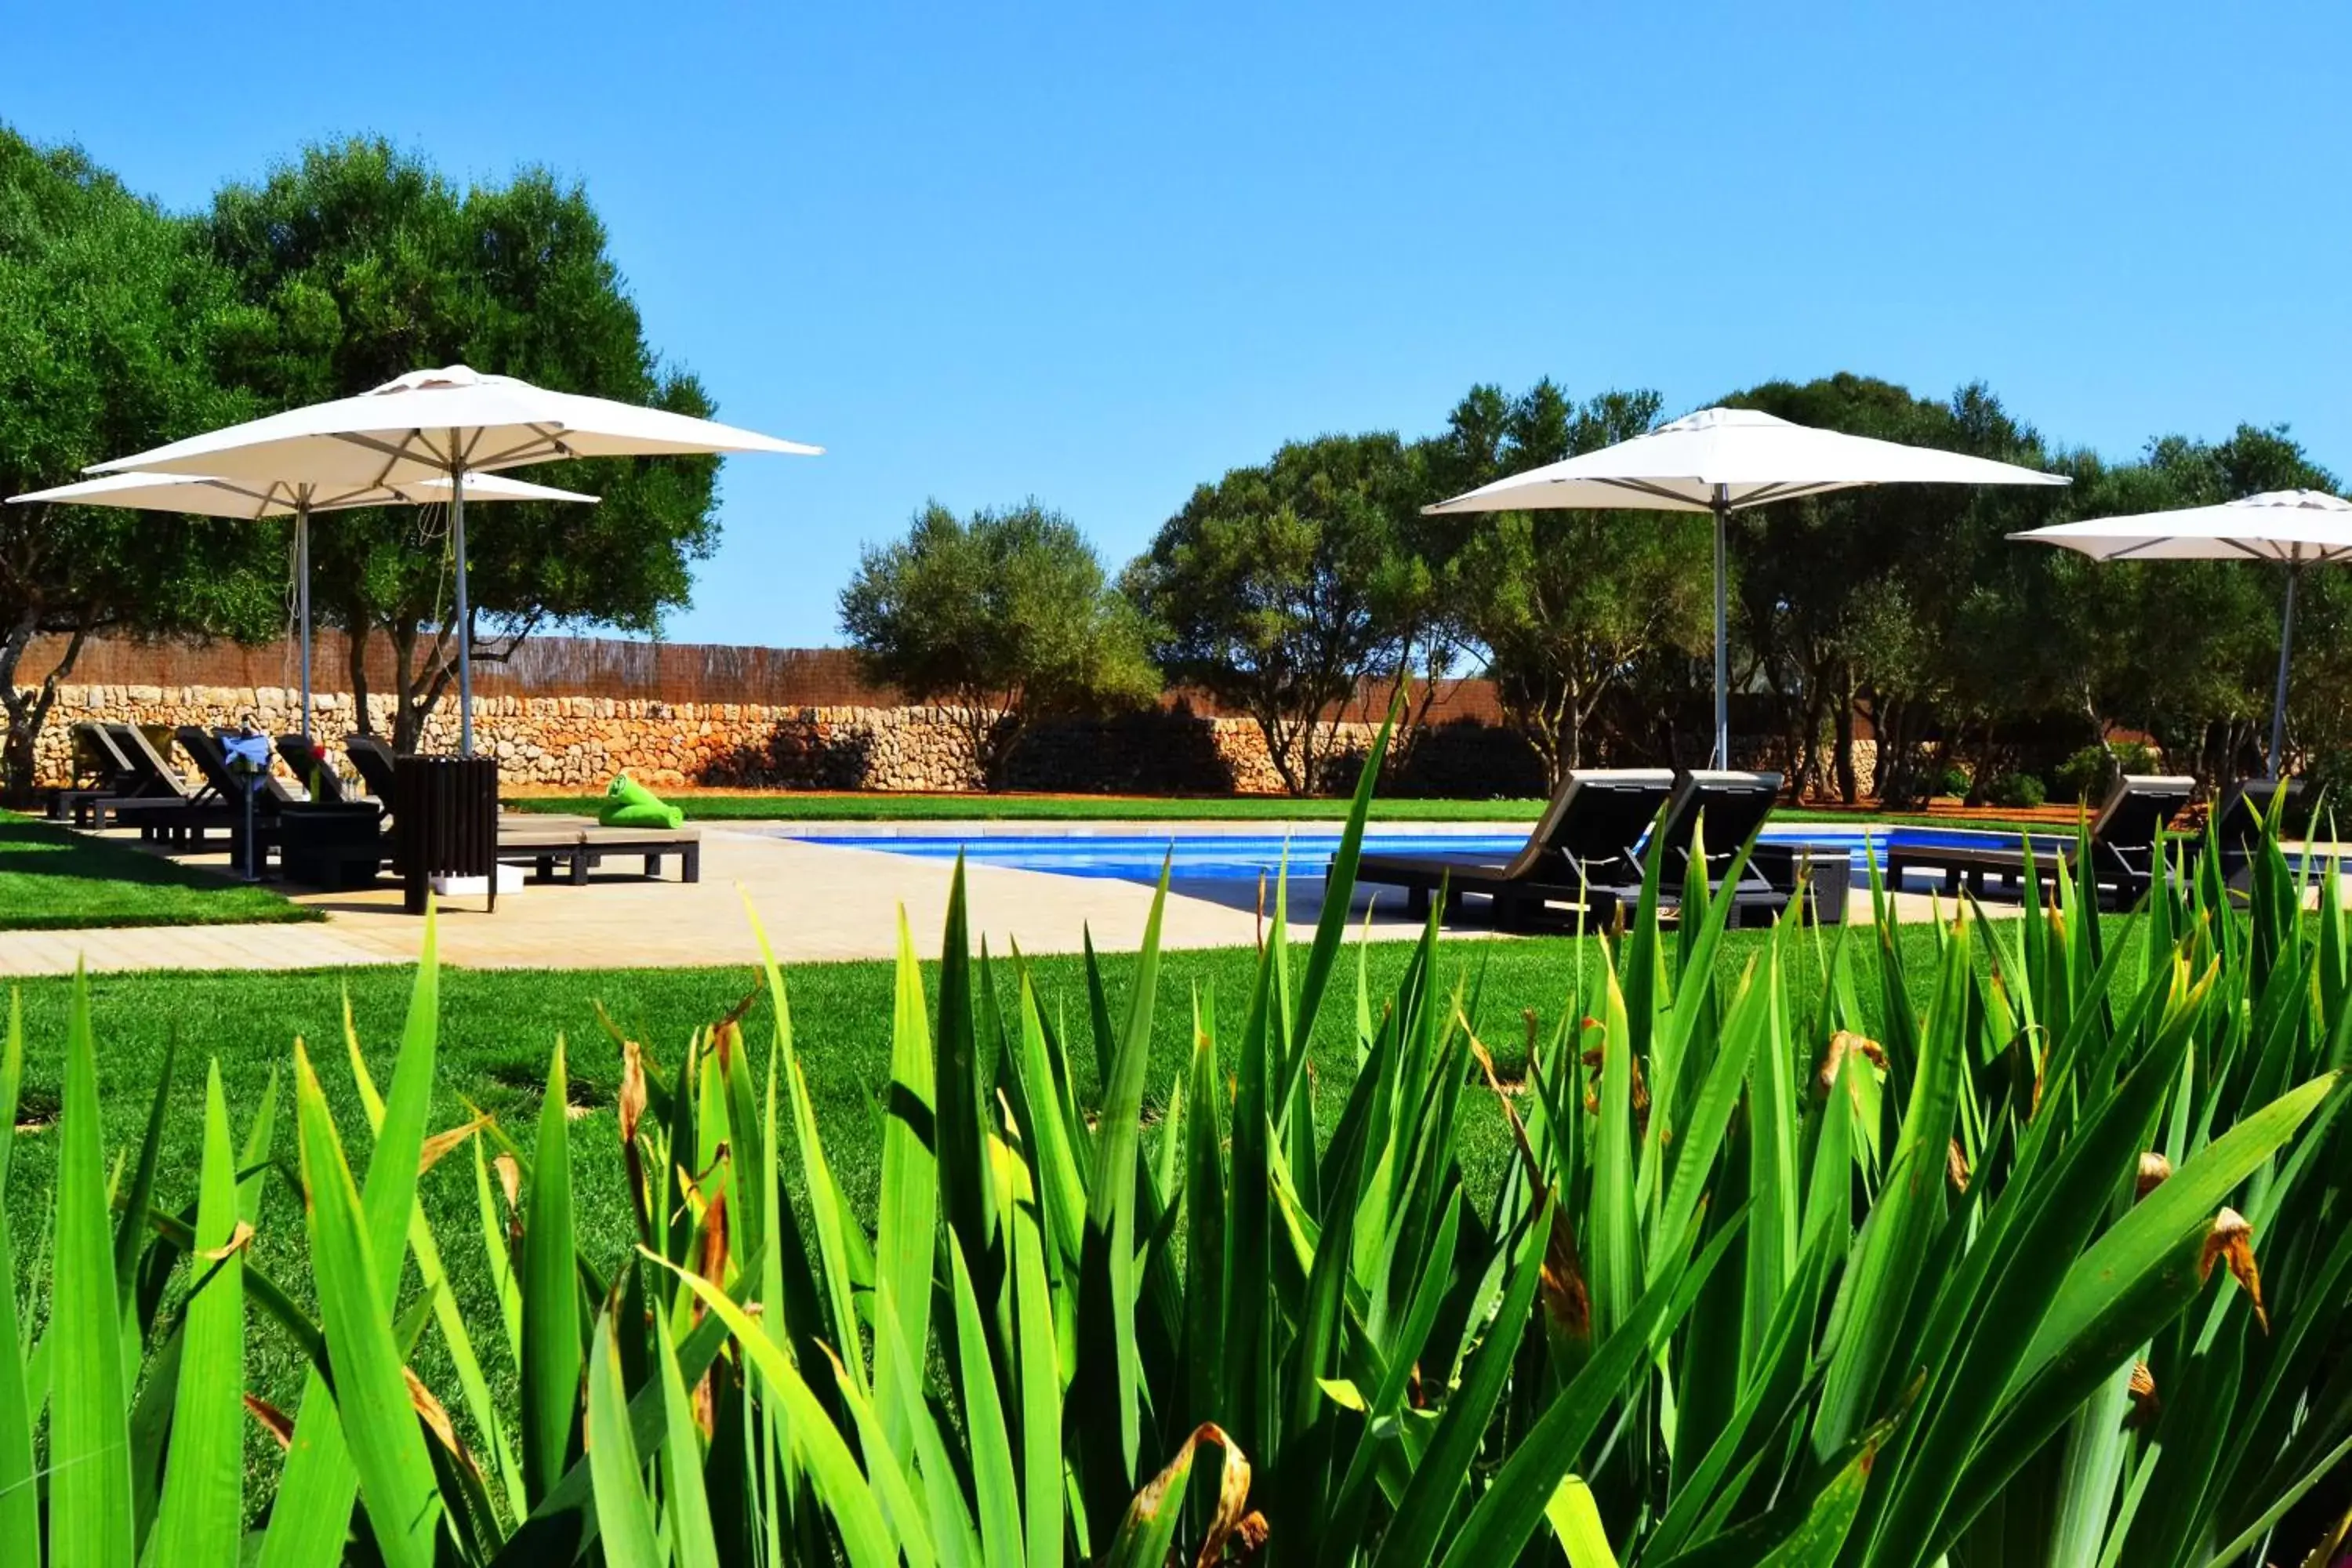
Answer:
[{"left": 31, "top": 683, "right": 1393, "bottom": 797}]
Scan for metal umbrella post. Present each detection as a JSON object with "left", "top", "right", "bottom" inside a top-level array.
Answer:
[
  {"left": 1711, "top": 483, "right": 1731, "bottom": 768},
  {"left": 295, "top": 491, "right": 313, "bottom": 743},
  {"left": 2268, "top": 560, "right": 2299, "bottom": 781},
  {"left": 451, "top": 454, "right": 474, "bottom": 757}
]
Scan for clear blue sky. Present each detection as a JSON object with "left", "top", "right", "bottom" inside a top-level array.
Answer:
[{"left": 10, "top": 1, "right": 2347, "bottom": 647}]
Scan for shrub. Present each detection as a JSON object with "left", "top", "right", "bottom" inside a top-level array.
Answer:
[
  {"left": 2054, "top": 740, "right": 2160, "bottom": 804},
  {"left": 840, "top": 500, "right": 1160, "bottom": 789},
  {"left": 1936, "top": 764, "right": 1973, "bottom": 798},
  {"left": 0, "top": 725, "right": 2344, "bottom": 1565},
  {"left": 1989, "top": 771, "right": 2048, "bottom": 808}
]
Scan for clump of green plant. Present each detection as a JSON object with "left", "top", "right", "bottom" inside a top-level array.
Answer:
[
  {"left": 2055, "top": 739, "right": 2162, "bottom": 804},
  {"left": 1988, "top": 770, "right": 2049, "bottom": 808},
  {"left": 0, "top": 720, "right": 2347, "bottom": 1566}
]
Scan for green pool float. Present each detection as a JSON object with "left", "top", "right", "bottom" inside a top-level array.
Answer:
[{"left": 601, "top": 772, "right": 684, "bottom": 829}]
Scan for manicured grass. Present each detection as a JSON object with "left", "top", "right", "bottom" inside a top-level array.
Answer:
[
  {"left": 0, "top": 813, "right": 320, "bottom": 931},
  {"left": 507, "top": 789, "right": 2055, "bottom": 833}
]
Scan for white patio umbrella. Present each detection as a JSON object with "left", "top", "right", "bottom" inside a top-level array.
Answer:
[
  {"left": 1425, "top": 406, "right": 2071, "bottom": 765},
  {"left": 88, "top": 365, "right": 822, "bottom": 753},
  {"left": 7, "top": 469, "right": 597, "bottom": 742},
  {"left": 2012, "top": 489, "right": 2352, "bottom": 779}
]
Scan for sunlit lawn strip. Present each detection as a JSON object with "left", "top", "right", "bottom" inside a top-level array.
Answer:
[{"left": 0, "top": 814, "right": 319, "bottom": 931}]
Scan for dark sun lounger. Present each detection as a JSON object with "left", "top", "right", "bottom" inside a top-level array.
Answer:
[
  {"left": 49, "top": 721, "right": 147, "bottom": 822},
  {"left": 1352, "top": 768, "right": 1675, "bottom": 929},
  {"left": 1883, "top": 773, "right": 2194, "bottom": 908},
  {"left": 1352, "top": 768, "right": 1815, "bottom": 931},
  {"left": 343, "top": 733, "right": 400, "bottom": 804},
  {"left": 277, "top": 734, "right": 358, "bottom": 804},
  {"left": 1599, "top": 770, "right": 1808, "bottom": 929},
  {"left": 78, "top": 724, "right": 222, "bottom": 833}
]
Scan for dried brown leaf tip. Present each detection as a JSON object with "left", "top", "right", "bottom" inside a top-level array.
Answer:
[
  {"left": 1580, "top": 1042, "right": 1651, "bottom": 1131},
  {"left": 418, "top": 1114, "right": 492, "bottom": 1178},
  {"left": 244, "top": 1392, "right": 295, "bottom": 1449},
  {"left": 405, "top": 1367, "right": 485, "bottom": 1482},
  {"left": 1817, "top": 1030, "right": 1888, "bottom": 1097},
  {"left": 1116, "top": 1422, "right": 1258, "bottom": 1565},
  {"left": 2126, "top": 1359, "right": 2161, "bottom": 1427},
  {"left": 619, "top": 1039, "right": 648, "bottom": 1146},
  {"left": 1468, "top": 1032, "right": 1590, "bottom": 1338},
  {"left": 2199, "top": 1208, "right": 2268, "bottom": 1332},
  {"left": 2135, "top": 1151, "right": 2173, "bottom": 1200},
  {"left": 493, "top": 1152, "right": 523, "bottom": 1217},
  {"left": 1947, "top": 1138, "right": 1971, "bottom": 1195},
  {"left": 196, "top": 1220, "right": 256, "bottom": 1263},
  {"left": 1232, "top": 1511, "right": 1270, "bottom": 1558}
]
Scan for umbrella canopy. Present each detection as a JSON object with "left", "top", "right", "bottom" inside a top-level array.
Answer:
[
  {"left": 89, "top": 365, "right": 822, "bottom": 754},
  {"left": 2008, "top": 488, "right": 2352, "bottom": 562},
  {"left": 9, "top": 468, "right": 598, "bottom": 742},
  {"left": 2013, "top": 490, "right": 2352, "bottom": 778},
  {"left": 86, "top": 365, "right": 820, "bottom": 489},
  {"left": 1425, "top": 406, "right": 2071, "bottom": 764},
  {"left": 9, "top": 468, "right": 597, "bottom": 517}
]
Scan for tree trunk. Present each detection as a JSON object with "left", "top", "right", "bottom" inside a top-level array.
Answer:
[
  {"left": 0, "top": 615, "right": 87, "bottom": 806},
  {"left": 1797, "top": 668, "right": 1833, "bottom": 801},
  {"left": 1833, "top": 678, "right": 1859, "bottom": 804},
  {"left": 1254, "top": 708, "right": 1306, "bottom": 797},
  {"left": 348, "top": 627, "right": 373, "bottom": 738},
  {"left": 389, "top": 622, "right": 421, "bottom": 753}
]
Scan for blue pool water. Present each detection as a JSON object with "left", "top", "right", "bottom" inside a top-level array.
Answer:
[{"left": 795, "top": 824, "right": 2067, "bottom": 887}]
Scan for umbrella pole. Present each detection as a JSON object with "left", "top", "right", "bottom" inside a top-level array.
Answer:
[
  {"left": 452, "top": 461, "right": 474, "bottom": 757},
  {"left": 296, "top": 499, "right": 312, "bottom": 746},
  {"left": 1713, "top": 487, "right": 1730, "bottom": 768},
  {"left": 2268, "top": 563, "right": 2298, "bottom": 781}
]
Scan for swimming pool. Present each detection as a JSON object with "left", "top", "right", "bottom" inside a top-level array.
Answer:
[{"left": 793, "top": 823, "right": 2069, "bottom": 886}]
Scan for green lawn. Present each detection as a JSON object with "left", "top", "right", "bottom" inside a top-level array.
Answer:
[
  {"left": 0, "top": 813, "right": 321, "bottom": 931},
  {"left": 507, "top": 789, "right": 2054, "bottom": 834}
]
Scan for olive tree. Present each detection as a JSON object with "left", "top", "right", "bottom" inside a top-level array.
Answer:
[
  {"left": 1123, "top": 434, "right": 1421, "bottom": 795},
  {"left": 1428, "top": 381, "right": 1711, "bottom": 785},
  {"left": 0, "top": 126, "right": 281, "bottom": 799},
  {"left": 204, "top": 138, "right": 722, "bottom": 751},
  {"left": 841, "top": 501, "right": 1159, "bottom": 789}
]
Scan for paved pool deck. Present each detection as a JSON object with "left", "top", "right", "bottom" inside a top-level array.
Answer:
[{"left": 0, "top": 818, "right": 2019, "bottom": 978}]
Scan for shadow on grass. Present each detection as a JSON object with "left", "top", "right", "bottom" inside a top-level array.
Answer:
[{"left": 0, "top": 816, "right": 321, "bottom": 930}]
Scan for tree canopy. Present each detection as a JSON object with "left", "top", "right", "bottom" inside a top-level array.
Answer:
[
  {"left": 0, "top": 125, "right": 281, "bottom": 797},
  {"left": 840, "top": 500, "right": 1158, "bottom": 788},
  {"left": 1123, "top": 433, "right": 1426, "bottom": 794},
  {"left": 1428, "top": 381, "right": 1713, "bottom": 786},
  {"left": 1119, "top": 372, "right": 2339, "bottom": 799},
  {"left": 203, "top": 137, "right": 723, "bottom": 749}
]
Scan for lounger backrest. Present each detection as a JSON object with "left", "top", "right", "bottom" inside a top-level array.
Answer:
[
  {"left": 1650, "top": 770, "right": 1783, "bottom": 884},
  {"left": 276, "top": 735, "right": 350, "bottom": 804},
  {"left": 2082, "top": 773, "right": 2194, "bottom": 884},
  {"left": 103, "top": 724, "right": 194, "bottom": 800},
  {"left": 1507, "top": 768, "right": 1676, "bottom": 881},
  {"left": 178, "top": 727, "right": 294, "bottom": 808},
  {"left": 73, "top": 721, "right": 136, "bottom": 785},
  {"left": 343, "top": 734, "right": 399, "bottom": 801},
  {"left": 2209, "top": 779, "right": 2305, "bottom": 861}
]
